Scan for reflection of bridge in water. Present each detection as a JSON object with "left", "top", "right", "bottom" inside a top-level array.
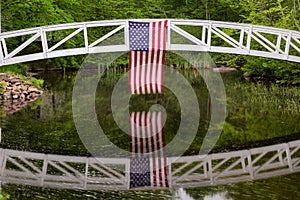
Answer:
[{"left": 0, "top": 139, "right": 299, "bottom": 190}]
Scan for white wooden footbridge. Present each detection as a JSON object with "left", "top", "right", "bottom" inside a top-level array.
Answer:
[
  {"left": 0, "top": 139, "right": 299, "bottom": 190},
  {"left": 1, "top": 19, "right": 300, "bottom": 66}
]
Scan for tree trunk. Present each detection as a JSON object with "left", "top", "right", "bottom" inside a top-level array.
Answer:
[{"left": 277, "top": 0, "right": 285, "bottom": 17}]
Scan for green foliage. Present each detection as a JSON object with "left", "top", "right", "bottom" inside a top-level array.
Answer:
[
  {"left": 0, "top": 82, "right": 6, "bottom": 95},
  {"left": 30, "top": 77, "right": 44, "bottom": 89},
  {"left": 0, "top": 188, "right": 10, "bottom": 200},
  {"left": 241, "top": 57, "right": 300, "bottom": 84},
  {"left": 0, "top": 63, "right": 28, "bottom": 75}
]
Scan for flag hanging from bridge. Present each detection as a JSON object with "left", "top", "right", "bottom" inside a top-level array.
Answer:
[
  {"left": 129, "top": 112, "right": 169, "bottom": 188},
  {"left": 128, "top": 20, "right": 168, "bottom": 94}
]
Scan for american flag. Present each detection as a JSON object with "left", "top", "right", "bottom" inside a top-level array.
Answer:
[
  {"left": 129, "top": 112, "right": 169, "bottom": 188},
  {"left": 128, "top": 20, "right": 168, "bottom": 94}
]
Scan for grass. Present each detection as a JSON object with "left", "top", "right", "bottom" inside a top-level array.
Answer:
[
  {"left": 0, "top": 82, "right": 6, "bottom": 95},
  {"left": 0, "top": 63, "right": 44, "bottom": 89}
]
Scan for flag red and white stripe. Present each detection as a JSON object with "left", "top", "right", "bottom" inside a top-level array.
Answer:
[
  {"left": 130, "top": 112, "right": 169, "bottom": 188},
  {"left": 129, "top": 20, "right": 168, "bottom": 94}
]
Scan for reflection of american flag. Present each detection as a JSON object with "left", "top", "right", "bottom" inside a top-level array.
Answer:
[
  {"left": 129, "top": 112, "right": 169, "bottom": 188},
  {"left": 128, "top": 21, "right": 168, "bottom": 94}
]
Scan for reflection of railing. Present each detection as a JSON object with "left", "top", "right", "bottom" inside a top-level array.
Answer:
[
  {"left": 0, "top": 140, "right": 299, "bottom": 190},
  {"left": 1, "top": 19, "right": 300, "bottom": 66},
  {"left": 0, "top": 151, "right": 130, "bottom": 190},
  {"left": 170, "top": 140, "right": 300, "bottom": 188}
]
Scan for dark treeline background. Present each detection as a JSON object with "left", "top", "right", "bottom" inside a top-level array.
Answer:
[{"left": 1, "top": 0, "right": 300, "bottom": 83}]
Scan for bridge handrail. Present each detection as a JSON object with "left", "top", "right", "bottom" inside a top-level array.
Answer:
[{"left": 1, "top": 19, "right": 299, "bottom": 38}]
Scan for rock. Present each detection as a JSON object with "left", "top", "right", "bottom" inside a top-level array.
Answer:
[
  {"left": 8, "top": 78, "right": 21, "bottom": 84},
  {"left": 0, "top": 73, "right": 43, "bottom": 115},
  {"left": 20, "top": 85, "right": 27, "bottom": 91},
  {"left": 213, "top": 66, "right": 237, "bottom": 73},
  {"left": 27, "top": 93, "right": 36, "bottom": 100},
  {"left": 3, "top": 92, "right": 11, "bottom": 100},
  {"left": 12, "top": 85, "right": 19, "bottom": 91},
  {"left": 20, "top": 94, "right": 25, "bottom": 100},
  {"left": 28, "top": 86, "right": 39, "bottom": 92},
  {"left": 243, "top": 73, "right": 251, "bottom": 78},
  {"left": 0, "top": 73, "right": 7, "bottom": 79},
  {"left": 32, "top": 92, "right": 38, "bottom": 98}
]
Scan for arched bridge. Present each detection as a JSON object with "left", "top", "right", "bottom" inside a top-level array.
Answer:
[{"left": 1, "top": 19, "right": 300, "bottom": 66}]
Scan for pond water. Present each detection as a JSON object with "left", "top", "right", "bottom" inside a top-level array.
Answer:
[{"left": 0, "top": 68, "right": 299, "bottom": 199}]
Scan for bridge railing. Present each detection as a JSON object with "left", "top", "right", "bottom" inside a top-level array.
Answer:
[
  {"left": 1, "top": 19, "right": 300, "bottom": 66},
  {"left": 170, "top": 20, "right": 300, "bottom": 62}
]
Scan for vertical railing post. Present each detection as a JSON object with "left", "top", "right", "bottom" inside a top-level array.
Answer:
[
  {"left": 247, "top": 150, "right": 254, "bottom": 179},
  {"left": 284, "top": 32, "right": 292, "bottom": 59},
  {"left": 246, "top": 26, "right": 253, "bottom": 53},
  {"left": 40, "top": 28, "right": 48, "bottom": 59},
  {"left": 0, "top": 149, "right": 4, "bottom": 176},
  {"left": 1, "top": 38, "right": 8, "bottom": 59},
  {"left": 239, "top": 28, "right": 245, "bottom": 48},
  {"left": 0, "top": 149, "right": 6, "bottom": 177},
  {"left": 167, "top": 20, "right": 171, "bottom": 50},
  {"left": 276, "top": 34, "right": 282, "bottom": 54},
  {"left": 40, "top": 154, "right": 48, "bottom": 186},
  {"left": 0, "top": 40, "right": 3, "bottom": 65},
  {"left": 202, "top": 25, "right": 207, "bottom": 44},
  {"left": 125, "top": 158, "right": 130, "bottom": 189},
  {"left": 168, "top": 158, "right": 172, "bottom": 188},
  {"left": 84, "top": 157, "right": 89, "bottom": 189},
  {"left": 0, "top": 148, "right": 2, "bottom": 190},
  {"left": 83, "top": 24, "right": 89, "bottom": 53},
  {"left": 207, "top": 22, "right": 212, "bottom": 50},
  {"left": 208, "top": 155, "right": 213, "bottom": 184},
  {"left": 124, "top": 20, "right": 130, "bottom": 50},
  {"left": 285, "top": 143, "right": 293, "bottom": 171}
]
